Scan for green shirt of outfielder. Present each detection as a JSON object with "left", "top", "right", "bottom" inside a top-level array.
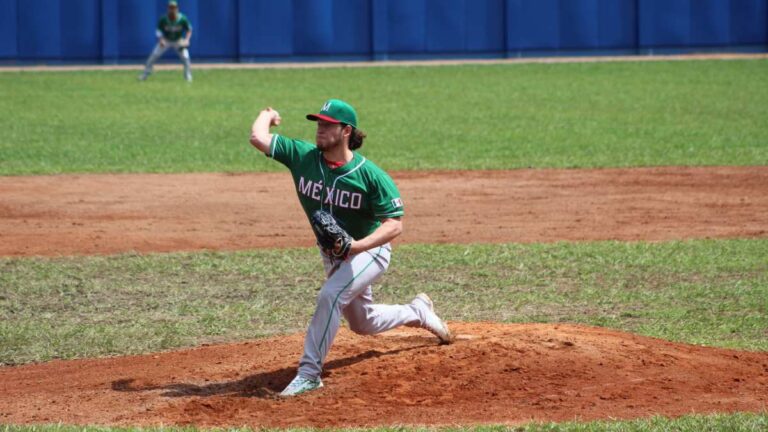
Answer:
[
  {"left": 249, "top": 100, "right": 453, "bottom": 397},
  {"left": 157, "top": 12, "right": 192, "bottom": 42}
]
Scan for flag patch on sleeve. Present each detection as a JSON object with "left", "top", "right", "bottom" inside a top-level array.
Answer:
[{"left": 391, "top": 198, "right": 403, "bottom": 208}]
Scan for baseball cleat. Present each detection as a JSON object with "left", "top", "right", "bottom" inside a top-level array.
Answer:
[
  {"left": 279, "top": 375, "right": 323, "bottom": 397},
  {"left": 412, "top": 293, "right": 454, "bottom": 344}
]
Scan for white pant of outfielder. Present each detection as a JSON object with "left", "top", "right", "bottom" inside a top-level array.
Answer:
[
  {"left": 141, "top": 41, "right": 192, "bottom": 81},
  {"left": 297, "top": 244, "right": 426, "bottom": 380}
]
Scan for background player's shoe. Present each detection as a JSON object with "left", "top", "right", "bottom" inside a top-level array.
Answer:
[
  {"left": 138, "top": 72, "right": 149, "bottom": 81},
  {"left": 412, "top": 293, "right": 454, "bottom": 344},
  {"left": 279, "top": 375, "right": 323, "bottom": 397}
]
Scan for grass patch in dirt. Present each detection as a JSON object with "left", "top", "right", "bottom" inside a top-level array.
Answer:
[
  {"left": 1, "top": 59, "right": 767, "bottom": 175},
  {"left": 1, "top": 239, "right": 765, "bottom": 366}
]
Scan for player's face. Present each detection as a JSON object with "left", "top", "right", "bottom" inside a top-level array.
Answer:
[
  {"left": 168, "top": 6, "right": 178, "bottom": 18},
  {"left": 315, "top": 120, "right": 345, "bottom": 152}
]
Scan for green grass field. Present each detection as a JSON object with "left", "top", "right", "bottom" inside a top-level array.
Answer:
[
  {"left": 1, "top": 59, "right": 767, "bottom": 175},
  {"left": 2, "top": 59, "right": 767, "bottom": 431},
  {"left": 3, "top": 240, "right": 767, "bottom": 366}
]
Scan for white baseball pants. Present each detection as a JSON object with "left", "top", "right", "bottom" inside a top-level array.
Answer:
[
  {"left": 297, "top": 244, "right": 423, "bottom": 380},
  {"left": 142, "top": 41, "right": 192, "bottom": 81}
]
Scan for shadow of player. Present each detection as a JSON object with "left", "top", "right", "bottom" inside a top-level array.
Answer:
[{"left": 111, "top": 344, "right": 430, "bottom": 399}]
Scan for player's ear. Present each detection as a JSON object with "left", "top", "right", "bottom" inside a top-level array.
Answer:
[{"left": 342, "top": 124, "right": 353, "bottom": 137}]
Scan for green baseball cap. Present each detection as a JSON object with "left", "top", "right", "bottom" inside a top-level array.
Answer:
[
  {"left": 306, "top": 99, "right": 358, "bottom": 128},
  {"left": 168, "top": 1, "right": 178, "bottom": 7}
]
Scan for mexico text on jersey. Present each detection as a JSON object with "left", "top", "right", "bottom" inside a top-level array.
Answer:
[{"left": 269, "top": 134, "right": 404, "bottom": 240}]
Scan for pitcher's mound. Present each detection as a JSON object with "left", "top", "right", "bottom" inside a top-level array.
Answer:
[{"left": 1, "top": 323, "right": 766, "bottom": 428}]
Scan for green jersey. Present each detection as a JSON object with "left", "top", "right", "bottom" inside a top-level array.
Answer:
[
  {"left": 157, "top": 13, "right": 191, "bottom": 41},
  {"left": 269, "top": 134, "right": 404, "bottom": 240}
]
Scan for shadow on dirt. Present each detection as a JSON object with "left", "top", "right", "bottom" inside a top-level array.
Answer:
[{"left": 111, "top": 344, "right": 429, "bottom": 399}]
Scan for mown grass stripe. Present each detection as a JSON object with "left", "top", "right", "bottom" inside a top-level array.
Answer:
[{"left": 1, "top": 60, "right": 766, "bottom": 175}]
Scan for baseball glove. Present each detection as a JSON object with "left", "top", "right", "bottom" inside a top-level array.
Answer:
[{"left": 311, "top": 210, "right": 353, "bottom": 260}]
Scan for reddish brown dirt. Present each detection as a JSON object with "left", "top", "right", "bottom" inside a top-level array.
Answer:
[
  {"left": 1, "top": 166, "right": 767, "bottom": 257},
  {"left": 2, "top": 166, "right": 768, "bottom": 427},
  {"left": 1, "top": 323, "right": 767, "bottom": 428}
]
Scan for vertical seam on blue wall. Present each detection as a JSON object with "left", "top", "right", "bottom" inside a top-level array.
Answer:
[
  {"left": 58, "top": 0, "right": 63, "bottom": 61},
  {"left": 98, "top": 0, "right": 102, "bottom": 63},
  {"left": 235, "top": 0, "right": 240, "bottom": 63},
  {"left": 368, "top": 0, "right": 373, "bottom": 60},
  {"left": 595, "top": 0, "right": 601, "bottom": 51},
  {"left": 60, "top": 0, "right": 65, "bottom": 60},
  {"left": 15, "top": 0, "right": 19, "bottom": 61},
  {"left": 502, "top": 0, "right": 508, "bottom": 57},
  {"left": 688, "top": 0, "right": 693, "bottom": 47},
  {"left": 634, "top": 0, "right": 640, "bottom": 54}
]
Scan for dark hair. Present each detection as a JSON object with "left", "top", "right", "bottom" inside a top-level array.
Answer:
[{"left": 348, "top": 127, "right": 366, "bottom": 150}]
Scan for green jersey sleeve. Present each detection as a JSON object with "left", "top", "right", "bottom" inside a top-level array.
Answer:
[
  {"left": 269, "top": 134, "right": 315, "bottom": 170},
  {"left": 369, "top": 171, "right": 404, "bottom": 218}
]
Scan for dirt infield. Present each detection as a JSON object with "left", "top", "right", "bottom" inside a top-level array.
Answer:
[
  {"left": 1, "top": 323, "right": 766, "bottom": 428},
  {"left": 1, "top": 166, "right": 766, "bottom": 257},
  {"left": 2, "top": 166, "right": 768, "bottom": 427}
]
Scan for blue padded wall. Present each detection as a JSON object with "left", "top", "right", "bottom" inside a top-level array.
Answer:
[
  {"left": 730, "top": 0, "right": 768, "bottom": 44},
  {"left": 17, "top": 0, "right": 61, "bottom": 59},
  {"left": 61, "top": 0, "right": 100, "bottom": 59},
  {"left": 101, "top": 0, "right": 119, "bottom": 61},
  {"left": 238, "top": 0, "right": 293, "bottom": 57},
  {"left": 515, "top": 0, "right": 560, "bottom": 50},
  {"left": 690, "top": 0, "right": 730, "bottom": 47},
  {"left": 195, "top": 0, "right": 237, "bottom": 58},
  {"left": 597, "top": 0, "right": 637, "bottom": 49},
  {"left": 426, "top": 0, "right": 465, "bottom": 53},
  {"left": 560, "top": 0, "right": 600, "bottom": 49},
  {"left": 639, "top": 0, "right": 692, "bottom": 48},
  {"left": 388, "top": 0, "right": 427, "bottom": 53},
  {"left": 117, "top": 0, "right": 157, "bottom": 58},
  {"left": 333, "top": 0, "right": 371, "bottom": 55},
  {"left": 1, "top": 0, "right": 766, "bottom": 63},
  {"left": 465, "top": 0, "right": 506, "bottom": 52},
  {"left": 293, "top": 0, "right": 333, "bottom": 55},
  {"left": 0, "top": 0, "right": 17, "bottom": 58}
]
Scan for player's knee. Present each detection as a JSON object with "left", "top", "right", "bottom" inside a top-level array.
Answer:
[
  {"left": 315, "top": 288, "right": 336, "bottom": 309},
  {"left": 347, "top": 320, "right": 374, "bottom": 335},
  {"left": 345, "top": 306, "right": 375, "bottom": 335}
]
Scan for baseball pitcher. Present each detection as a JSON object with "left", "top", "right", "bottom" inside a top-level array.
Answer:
[
  {"left": 139, "top": 0, "right": 193, "bottom": 82},
  {"left": 249, "top": 99, "right": 453, "bottom": 397}
]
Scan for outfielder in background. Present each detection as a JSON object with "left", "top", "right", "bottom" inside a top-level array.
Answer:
[
  {"left": 249, "top": 100, "right": 454, "bottom": 397},
  {"left": 139, "top": 1, "right": 193, "bottom": 82}
]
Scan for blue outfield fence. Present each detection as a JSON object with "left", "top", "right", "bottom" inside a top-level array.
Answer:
[{"left": 0, "top": 0, "right": 766, "bottom": 63}]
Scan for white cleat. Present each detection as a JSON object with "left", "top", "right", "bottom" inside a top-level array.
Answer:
[
  {"left": 412, "top": 293, "right": 454, "bottom": 344},
  {"left": 279, "top": 375, "right": 323, "bottom": 397}
]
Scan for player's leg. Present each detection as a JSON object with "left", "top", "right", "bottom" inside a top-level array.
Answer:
[
  {"left": 342, "top": 285, "right": 422, "bottom": 335},
  {"left": 139, "top": 43, "right": 167, "bottom": 81},
  {"left": 176, "top": 46, "right": 192, "bottom": 82},
  {"left": 341, "top": 259, "right": 453, "bottom": 341},
  {"left": 281, "top": 246, "right": 389, "bottom": 396},
  {"left": 324, "top": 246, "right": 419, "bottom": 334}
]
